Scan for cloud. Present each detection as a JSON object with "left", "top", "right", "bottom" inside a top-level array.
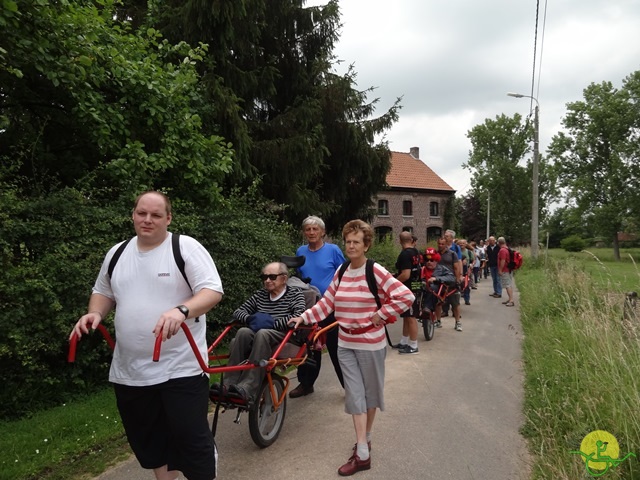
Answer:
[{"left": 308, "top": 0, "right": 640, "bottom": 193}]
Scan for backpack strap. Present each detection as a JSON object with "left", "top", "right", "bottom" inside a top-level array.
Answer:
[
  {"left": 171, "top": 233, "right": 192, "bottom": 292},
  {"left": 365, "top": 259, "right": 382, "bottom": 309},
  {"left": 107, "top": 238, "right": 132, "bottom": 278}
]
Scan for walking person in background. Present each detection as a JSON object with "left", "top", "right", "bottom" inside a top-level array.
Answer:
[
  {"left": 391, "top": 231, "right": 422, "bottom": 354},
  {"left": 289, "top": 220, "right": 414, "bottom": 476},
  {"left": 70, "top": 191, "right": 223, "bottom": 480},
  {"left": 497, "top": 237, "right": 515, "bottom": 307},
  {"left": 486, "top": 236, "right": 502, "bottom": 298},
  {"left": 478, "top": 239, "right": 488, "bottom": 279},
  {"left": 458, "top": 239, "right": 474, "bottom": 306},
  {"left": 470, "top": 241, "right": 481, "bottom": 287},
  {"left": 290, "top": 215, "right": 346, "bottom": 397}
]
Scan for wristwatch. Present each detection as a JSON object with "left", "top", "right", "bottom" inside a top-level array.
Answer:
[{"left": 175, "top": 305, "right": 189, "bottom": 319}]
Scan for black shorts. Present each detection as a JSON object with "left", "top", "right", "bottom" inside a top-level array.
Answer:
[
  {"left": 400, "top": 295, "right": 421, "bottom": 318},
  {"left": 113, "top": 374, "right": 217, "bottom": 480}
]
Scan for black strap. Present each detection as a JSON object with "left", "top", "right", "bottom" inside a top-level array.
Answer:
[
  {"left": 171, "top": 233, "right": 192, "bottom": 291},
  {"left": 107, "top": 238, "right": 132, "bottom": 278}
]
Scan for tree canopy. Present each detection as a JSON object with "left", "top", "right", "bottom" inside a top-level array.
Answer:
[
  {"left": 547, "top": 72, "right": 640, "bottom": 259},
  {"left": 148, "top": 0, "right": 400, "bottom": 231},
  {"left": 463, "top": 113, "right": 553, "bottom": 244}
]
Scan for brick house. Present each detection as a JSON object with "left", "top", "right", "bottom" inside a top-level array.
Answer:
[{"left": 371, "top": 147, "right": 455, "bottom": 247}]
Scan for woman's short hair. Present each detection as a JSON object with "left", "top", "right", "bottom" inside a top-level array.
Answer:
[
  {"left": 342, "top": 220, "right": 374, "bottom": 248},
  {"left": 302, "top": 215, "right": 325, "bottom": 231}
]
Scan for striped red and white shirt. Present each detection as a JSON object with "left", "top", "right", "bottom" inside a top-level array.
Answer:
[{"left": 301, "top": 261, "right": 414, "bottom": 351}]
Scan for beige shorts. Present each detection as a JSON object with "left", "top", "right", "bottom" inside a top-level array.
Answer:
[{"left": 499, "top": 271, "right": 512, "bottom": 288}]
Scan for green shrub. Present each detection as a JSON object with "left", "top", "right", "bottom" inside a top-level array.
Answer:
[
  {"left": 367, "top": 234, "right": 400, "bottom": 271},
  {"left": 0, "top": 184, "right": 295, "bottom": 420},
  {"left": 560, "top": 234, "right": 586, "bottom": 252}
]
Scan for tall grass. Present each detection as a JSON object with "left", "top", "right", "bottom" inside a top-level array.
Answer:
[{"left": 518, "top": 254, "right": 640, "bottom": 479}]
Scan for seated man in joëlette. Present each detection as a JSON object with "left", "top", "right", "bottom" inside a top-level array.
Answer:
[
  {"left": 420, "top": 247, "right": 456, "bottom": 313},
  {"left": 211, "top": 262, "right": 306, "bottom": 403}
]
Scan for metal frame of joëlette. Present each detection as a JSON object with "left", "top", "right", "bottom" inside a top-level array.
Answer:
[{"left": 68, "top": 321, "right": 339, "bottom": 411}]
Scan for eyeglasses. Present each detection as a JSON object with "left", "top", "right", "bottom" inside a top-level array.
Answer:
[{"left": 260, "top": 273, "right": 286, "bottom": 281}]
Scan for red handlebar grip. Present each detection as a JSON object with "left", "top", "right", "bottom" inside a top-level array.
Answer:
[
  {"left": 153, "top": 335, "right": 162, "bottom": 362},
  {"left": 68, "top": 334, "right": 78, "bottom": 363}
]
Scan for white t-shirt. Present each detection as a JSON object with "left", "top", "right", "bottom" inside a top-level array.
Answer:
[{"left": 92, "top": 233, "right": 223, "bottom": 386}]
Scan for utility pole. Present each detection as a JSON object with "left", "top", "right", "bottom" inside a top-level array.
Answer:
[
  {"left": 486, "top": 191, "right": 490, "bottom": 239},
  {"left": 531, "top": 104, "right": 540, "bottom": 259},
  {"left": 507, "top": 92, "right": 540, "bottom": 259}
]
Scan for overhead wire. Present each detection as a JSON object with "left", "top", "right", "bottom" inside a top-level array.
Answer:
[
  {"left": 529, "top": 0, "right": 540, "bottom": 114},
  {"left": 536, "top": 0, "right": 548, "bottom": 103}
]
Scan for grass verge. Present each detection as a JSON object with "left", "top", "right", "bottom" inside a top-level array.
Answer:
[
  {"left": 518, "top": 252, "right": 640, "bottom": 478},
  {"left": 0, "top": 388, "right": 130, "bottom": 480}
]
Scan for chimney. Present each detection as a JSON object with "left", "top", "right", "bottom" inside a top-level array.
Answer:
[{"left": 409, "top": 146, "right": 419, "bottom": 159}]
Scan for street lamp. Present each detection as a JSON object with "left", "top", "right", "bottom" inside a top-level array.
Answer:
[{"left": 507, "top": 92, "right": 540, "bottom": 260}]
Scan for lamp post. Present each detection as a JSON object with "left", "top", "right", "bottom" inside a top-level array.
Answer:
[{"left": 507, "top": 92, "right": 539, "bottom": 260}]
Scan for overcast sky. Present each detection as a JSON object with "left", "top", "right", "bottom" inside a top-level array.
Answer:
[{"left": 308, "top": 0, "right": 640, "bottom": 195}]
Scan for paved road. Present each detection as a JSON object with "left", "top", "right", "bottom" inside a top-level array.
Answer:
[{"left": 95, "top": 276, "right": 531, "bottom": 480}]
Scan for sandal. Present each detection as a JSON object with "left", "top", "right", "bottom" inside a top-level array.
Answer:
[
  {"left": 501, "top": 301, "right": 509, "bottom": 304},
  {"left": 505, "top": 302, "right": 515, "bottom": 307}
]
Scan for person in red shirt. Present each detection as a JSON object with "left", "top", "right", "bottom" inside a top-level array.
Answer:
[{"left": 497, "top": 237, "right": 515, "bottom": 306}]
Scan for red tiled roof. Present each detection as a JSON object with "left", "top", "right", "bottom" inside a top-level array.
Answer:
[{"left": 386, "top": 151, "right": 455, "bottom": 192}]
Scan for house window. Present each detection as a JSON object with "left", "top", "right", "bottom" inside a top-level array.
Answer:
[
  {"left": 427, "top": 227, "right": 442, "bottom": 242},
  {"left": 430, "top": 201, "right": 439, "bottom": 217},
  {"left": 378, "top": 199, "right": 389, "bottom": 216},
  {"left": 375, "top": 226, "right": 393, "bottom": 242},
  {"left": 402, "top": 226, "right": 413, "bottom": 234},
  {"left": 402, "top": 200, "right": 413, "bottom": 216}
]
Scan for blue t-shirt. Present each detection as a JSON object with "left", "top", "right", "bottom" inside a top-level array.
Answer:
[
  {"left": 450, "top": 243, "right": 462, "bottom": 260},
  {"left": 296, "top": 242, "right": 345, "bottom": 295}
]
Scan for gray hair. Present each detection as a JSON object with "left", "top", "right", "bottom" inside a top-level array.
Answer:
[
  {"left": 302, "top": 215, "right": 325, "bottom": 230},
  {"left": 497, "top": 236, "right": 506, "bottom": 245},
  {"left": 263, "top": 262, "right": 289, "bottom": 275},
  {"left": 445, "top": 229, "right": 456, "bottom": 238}
]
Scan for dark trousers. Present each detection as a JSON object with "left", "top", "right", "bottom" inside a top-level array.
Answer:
[
  {"left": 490, "top": 266, "right": 502, "bottom": 295},
  {"left": 296, "top": 313, "right": 344, "bottom": 388}
]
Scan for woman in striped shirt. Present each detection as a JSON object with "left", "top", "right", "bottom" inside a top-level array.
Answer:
[{"left": 290, "top": 220, "right": 414, "bottom": 476}]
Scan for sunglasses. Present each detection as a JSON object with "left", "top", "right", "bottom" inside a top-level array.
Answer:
[{"left": 260, "top": 273, "right": 286, "bottom": 281}]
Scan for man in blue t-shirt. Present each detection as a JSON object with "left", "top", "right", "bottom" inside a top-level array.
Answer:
[{"left": 290, "top": 216, "right": 345, "bottom": 398}]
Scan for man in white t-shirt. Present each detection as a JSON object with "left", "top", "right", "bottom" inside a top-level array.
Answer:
[{"left": 71, "top": 191, "right": 223, "bottom": 480}]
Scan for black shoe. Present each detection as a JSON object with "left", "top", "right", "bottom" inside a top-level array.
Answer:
[
  {"left": 228, "top": 384, "right": 250, "bottom": 403},
  {"left": 465, "top": 301, "right": 470, "bottom": 305},
  {"left": 210, "top": 382, "right": 227, "bottom": 394},
  {"left": 441, "top": 312, "right": 449, "bottom": 317},
  {"left": 289, "top": 384, "right": 314, "bottom": 398}
]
